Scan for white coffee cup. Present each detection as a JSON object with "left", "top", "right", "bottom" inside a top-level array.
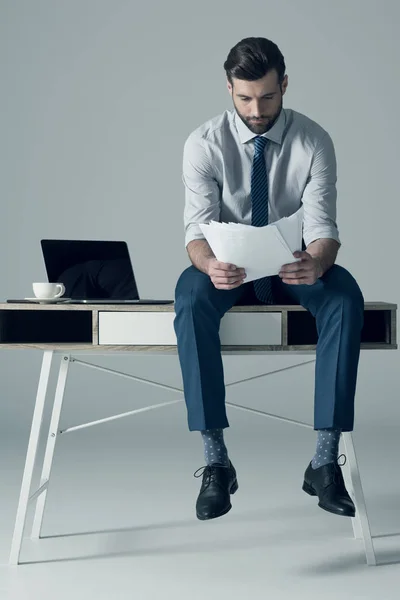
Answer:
[{"left": 32, "top": 282, "right": 66, "bottom": 299}]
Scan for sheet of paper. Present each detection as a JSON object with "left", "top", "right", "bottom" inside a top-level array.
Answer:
[
  {"left": 199, "top": 221, "right": 300, "bottom": 283},
  {"left": 271, "top": 206, "right": 304, "bottom": 253}
]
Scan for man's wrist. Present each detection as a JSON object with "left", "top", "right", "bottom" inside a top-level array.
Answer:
[
  {"left": 312, "top": 255, "right": 325, "bottom": 278},
  {"left": 306, "top": 239, "right": 340, "bottom": 277},
  {"left": 187, "top": 239, "right": 215, "bottom": 275}
]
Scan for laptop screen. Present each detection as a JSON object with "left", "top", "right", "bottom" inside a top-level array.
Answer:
[{"left": 40, "top": 240, "right": 140, "bottom": 300}]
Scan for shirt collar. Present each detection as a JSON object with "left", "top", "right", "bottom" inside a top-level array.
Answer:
[{"left": 234, "top": 107, "right": 286, "bottom": 145}]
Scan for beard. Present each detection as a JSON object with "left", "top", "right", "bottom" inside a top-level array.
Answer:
[{"left": 235, "top": 97, "right": 283, "bottom": 135}]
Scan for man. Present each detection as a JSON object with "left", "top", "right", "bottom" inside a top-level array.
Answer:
[{"left": 173, "top": 37, "right": 364, "bottom": 521}]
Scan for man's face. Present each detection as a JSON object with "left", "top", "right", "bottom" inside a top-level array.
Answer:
[{"left": 227, "top": 70, "right": 288, "bottom": 135}]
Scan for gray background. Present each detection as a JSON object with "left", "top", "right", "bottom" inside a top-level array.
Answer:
[{"left": 0, "top": 0, "right": 400, "bottom": 592}]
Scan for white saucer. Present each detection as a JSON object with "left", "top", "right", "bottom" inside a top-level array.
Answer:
[{"left": 24, "top": 297, "right": 71, "bottom": 304}]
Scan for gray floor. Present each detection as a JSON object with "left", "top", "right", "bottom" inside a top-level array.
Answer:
[{"left": 1, "top": 401, "right": 400, "bottom": 600}]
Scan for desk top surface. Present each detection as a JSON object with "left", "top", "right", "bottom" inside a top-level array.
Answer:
[{"left": 0, "top": 301, "right": 397, "bottom": 312}]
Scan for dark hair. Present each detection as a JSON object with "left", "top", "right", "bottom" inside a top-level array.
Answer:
[{"left": 224, "top": 37, "right": 286, "bottom": 86}]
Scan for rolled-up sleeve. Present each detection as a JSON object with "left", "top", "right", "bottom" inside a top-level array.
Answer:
[
  {"left": 302, "top": 132, "right": 341, "bottom": 247},
  {"left": 182, "top": 134, "right": 221, "bottom": 247}
]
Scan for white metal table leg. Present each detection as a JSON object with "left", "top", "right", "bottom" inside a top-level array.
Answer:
[
  {"left": 9, "top": 350, "right": 54, "bottom": 566},
  {"left": 339, "top": 449, "right": 363, "bottom": 541},
  {"left": 226, "top": 365, "right": 377, "bottom": 566},
  {"left": 31, "top": 354, "right": 71, "bottom": 539},
  {"left": 350, "top": 512, "right": 363, "bottom": 541},
  {"left": 342, "top": 432, "right": 376, "bottom": 566}
]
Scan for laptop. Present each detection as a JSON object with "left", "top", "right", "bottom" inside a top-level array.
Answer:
[{"left": 36, "top": 239, "right": 173, "bottom": 304}]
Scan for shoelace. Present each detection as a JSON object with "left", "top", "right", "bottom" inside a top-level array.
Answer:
[
  {"left": 194, "top": 458, "right": 347, "bottom": 491},
  {"left": 193, "top": 464, "right": 230, "bottom": 492},
  {"left": 332, "top": 453, "right": 347, "bottom": 486}
]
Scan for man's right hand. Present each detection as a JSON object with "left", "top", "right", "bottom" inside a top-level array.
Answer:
[{"left": 206, "top": 258, "right": 246, "bottom": 290}]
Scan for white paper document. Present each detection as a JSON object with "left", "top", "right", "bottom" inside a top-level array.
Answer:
[{"left": 199, "top": 206, "right": 304, "bottom": 283}]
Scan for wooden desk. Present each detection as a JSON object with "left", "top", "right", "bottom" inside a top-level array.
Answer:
[
  {"left": 0, "top": 301, "right": 397, "bottom": 351},
  {"left": 0, "top": 301, "right": 397, "bottom": 567}
]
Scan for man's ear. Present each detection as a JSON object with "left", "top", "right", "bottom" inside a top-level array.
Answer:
[{"left": 281, "top": 74, "right": 289, "bottom": 95}]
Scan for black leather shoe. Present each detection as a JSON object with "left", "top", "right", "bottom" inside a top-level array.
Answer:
[
  {"left": 302, "top": 454, "right": 355, "bottom": 517},
  {"left": 194, "top": 460, "right": 238, "bottom": 520}
]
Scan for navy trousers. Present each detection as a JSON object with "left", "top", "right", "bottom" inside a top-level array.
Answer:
[{"left": 173, "top": 263, "right": 365, "bottom": 433}]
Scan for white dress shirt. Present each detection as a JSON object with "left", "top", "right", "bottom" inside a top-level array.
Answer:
[{"left": 182, "top": 107, "right": 340, "bottom": 249}]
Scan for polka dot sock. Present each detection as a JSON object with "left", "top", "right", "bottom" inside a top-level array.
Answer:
[
  {"left": 311, "top": 428, "right": 341, "bottom": 470},
  {"left": 200, "top": 428, "right": 230, "bottom": 467}
]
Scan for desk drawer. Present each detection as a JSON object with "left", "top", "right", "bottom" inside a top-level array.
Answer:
[{"left": 98, "top": 311, "right": 282, "bottom": 345}]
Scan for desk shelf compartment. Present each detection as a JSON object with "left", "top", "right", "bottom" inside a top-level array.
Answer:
[
  {"left": 287, "top": 307, "right": 396, "bottom": 348},
  {"left": 0, "top": 309, "right": 93, "bottom": 344}
]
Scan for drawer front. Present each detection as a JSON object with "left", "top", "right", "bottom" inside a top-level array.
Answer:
[
  {"left": 98, "top": 311, "right": 282, "bottom": 345},
  {"left": 219, "top": 312, "right": 281, "bottom": 345}
]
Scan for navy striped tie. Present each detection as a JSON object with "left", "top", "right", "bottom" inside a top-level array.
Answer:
[{"left": 251, "top": 136, "right": 273, "bottom": 303}]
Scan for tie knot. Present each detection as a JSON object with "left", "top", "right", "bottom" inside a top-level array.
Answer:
[{"left": 254, "top": 135, "right": 268, "bottom": 155}]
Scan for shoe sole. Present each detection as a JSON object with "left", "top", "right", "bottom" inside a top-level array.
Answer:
[
  {"left": 302, "top": 481, "right": 355, "bottom": 518},
  {"left": 196, "top": 479, "right": 239, "bottom": 521}
]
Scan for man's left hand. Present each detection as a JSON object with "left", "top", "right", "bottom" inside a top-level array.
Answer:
[{"left": 279, "top": 251, "right": 323, "bottom": 285}]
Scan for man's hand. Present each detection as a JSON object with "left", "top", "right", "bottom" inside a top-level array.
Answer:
[
  {"left": 279, "top": 251, "right": 323, "bottom": 285},
  {"left": 206, "top": 258, "right": 246, "bottom": 290}
]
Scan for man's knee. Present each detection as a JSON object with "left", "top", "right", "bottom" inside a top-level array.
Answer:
[
  {"left": 326, "top": 264, "right": 364, "bottom": 312},
  {"left": 175, "top": 265, "right": 213, "bottom": 308}
]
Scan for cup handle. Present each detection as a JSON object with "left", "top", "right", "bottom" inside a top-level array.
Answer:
[{"left": 54, "top": 283, "right": 66, "bottom": 298}]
